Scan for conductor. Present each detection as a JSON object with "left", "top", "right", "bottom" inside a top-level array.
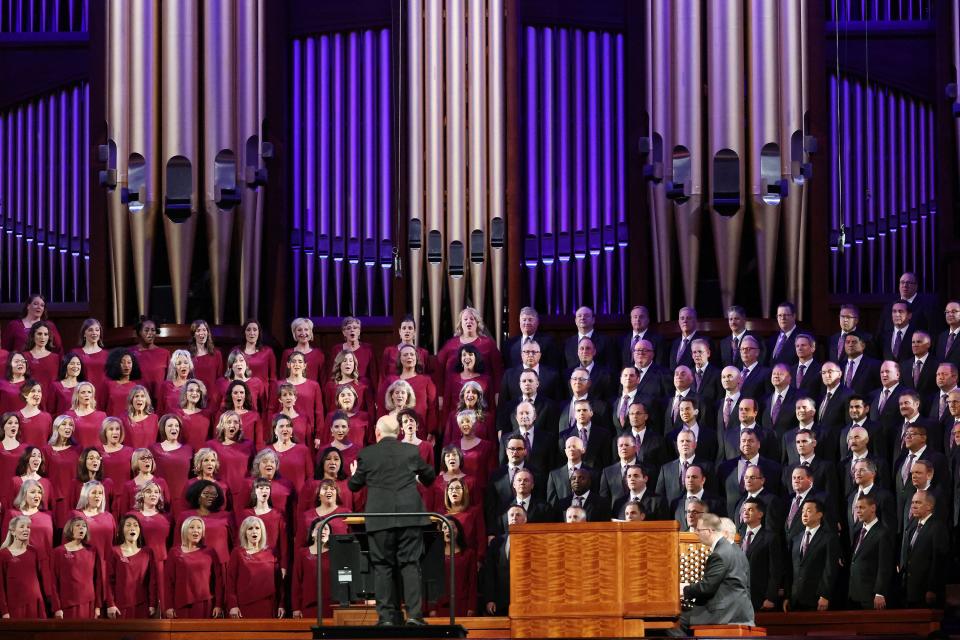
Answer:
[
  {"left": 669, "top": 513, "right": 755, "bottom": 636},
  {"left": 348, "top": 415, "right": 437, "bottom": 626}
]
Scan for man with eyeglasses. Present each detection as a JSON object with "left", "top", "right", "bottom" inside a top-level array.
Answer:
[
  {"left": 830, "top": 304, "right": 873, "bottom": 364},
  {"left": 557, "top": 367, "right": 609, "bottom": 433},
  {"left": 500, "top": 337, "right": 561, "bottom": 407},
  {"left": 667, "top": 512, "right": 754, "bottom": 636},
  {"left": 630, "top": 339, "right": 670, "bottom": 422},
  {"left": 619, "top": 305, "right": 662, "bottom": 368},
  {"left": 721, "top": 305, "right": 766, "bottom": 369},
  {"left": 738, "top": 335, "right": 772, "bottom": 401},
  {"left": 503, "top": 306, "right": 559, "bottom": 370},
  {"left": 767, "top": 301, "right": 800, "bottom": 367},
  {"left": 484, "top": 436, "right": 545, "bottom": 540},
  {"left": 935, "top": 300, "right": 960, "bottom": 366},
  {"left": 671, "top": 464, "right": 723, "bottom": 526},
  {"left": 877, "top": 272, "right": 941, "bottom": 337}
]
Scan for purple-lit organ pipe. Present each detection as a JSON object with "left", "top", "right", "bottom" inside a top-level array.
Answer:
[
  {"left": 539, "top": 27, "right": 553, "bottom": 313},
  {"left": 864, "top": 82, "right": 876, "bottom": 293},
  {"left": 36, "top": 100, "right": 45, "bottom": 299},
  {"left": 573, "top": 29, "right": 586, "bottom": 308},
  {"left": 524, "top": 26, "right": 539, "bottom": 308},
  {"left": 318, "top": 34, "right": 331, "bottom": 316},
  {"left": 556, "top": 28, "right": 571, "bottom": 315},
  {"left": 71, "top": 86, "right": 82, "bottom": 301},
  {"left": 467, "top": 0, "right": 487, "bottom": 318},
  {"left": 614, "top": 34, "right": 626, "bottom": 314},
  {"left": 600, "top": 32, "right": 614, "bottom": 315},
  {"left": 852, "top": 82, "right": 863, "bottom": 290},
  {"left": 26, "top": 103, "right": 35, "bottom": 298},
  {"left": 408, "top": 0, "right": 425, "bottom": 337},
  {"left": 347, "top": 31, "right": 361, "bottom": 315},
  {"left": 362, "top": 29, "right": 376, "bottom": 316},
  {"left": 332, "top": 33, "right": 345, "bottom": 317},
  {"left": 488, "top": 0, "right": 506, "bottom": 344},
  {"left": 378, "top": 28, "right": 392, "bottom": 316},
  {"left": 291, "top": 40, "right": 303, "bottom": 312},
  {"left": 585, "top": 31, "right": 600, "bottom": 313},
  {"left": 304, "top": 36, "right": 317, "bottom": 316}
]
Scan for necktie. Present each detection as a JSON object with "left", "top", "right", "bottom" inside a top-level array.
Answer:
[
  {"left": 893, "top": 330, "right": 903, "bottom": 358},
  {"left": 574, "top": 495, "right": 584, "bottom": 508},
  {"left": 509, "top": 466, "right": 517, "bottom": 484},
  {"left": 569, "top": 402, "right": 577, "bottom": 428},
  {"left": 852, "top": 490, "right": 865, "bottom": 521},
  {"left": 837, "top": 334, "right": 845, "bottom": 360},
  {"left": 800, "top": 530, "right": 812, "bottom": 558},
  {"left": 621, "top": 465, "right": 629, "bottom": 487},
  {"left": 523, "top": 336, "right": 531, "bottom": 346},
  {"left": 631, "top": 334, "right": 640, "bottom": 351},
  {"left": 797, "top": 364, "right": 806, "bottom": 387},
  {"left": 738, "top": 459, "right": 747, "bottom": 491},
  {"left": 878, "top": 388, "right": 889, "bottom": 413},
  {"left": 672, "top": 395, "right": 681, "bottom": 422},
  {"left": 523, "top": 431, "right": 532, "bottom": 452},
  {"left": 819, "top": 391, "right": 832, "bottom": 421},
  {"left": 940, "top": 393, "right": 948, "bottom": 420},
  {"left": 788, "top": 494, "right": 803, "bottom": 527},
  {"left": 678, "top": 338, "right": 690, "bottom": 361},
  {"left": 741, "top": 530, "right": 753, "bottom": 552},
  {"left": 732, "top": 336, "right": 740, "bottom": 361},
  {"left": 947, "top": 332, "right": 958, "bottom": 355},
  {"left": 695, "top": 368, "right": 703, "bottom": 391},
  {"left": 901, "top": 453, "right": 915, "bottom": 484},
  {"left": 909, "top": 521, "right": 924, "bottom": 548},
  {"left": 723, "top": 397, "right": 734, "bottom": 428},
  {"left": 579, "top": 427, "right": 588, "bottom": 447},
  {"left": 845, "top": 360, "right": 855, "bottom": 387},
  {"left": 773, "top": 333, "right": 786, "bottom": 359},
  {"left": 741, "top": 366, "right": 750, "bottom": 381},
  {"left": 771, "top": 393, "right": 783, "bottom": 423},
  {"left": 619, "top": 395, "right": 630, "bottom": 425},
  {"left": 914, "top": 360, "right": 922, "bottom": 386},
  {"left": 900, "top": 421, "right": 910, "bottom": 449},
  {"left": 854, "top": 526, "right": 868, "bottom": 554},
  {"left": 680, "top": 461, "right": 689, "bottom": 488}
]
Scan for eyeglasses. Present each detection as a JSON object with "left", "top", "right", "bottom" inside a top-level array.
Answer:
[
  {"left": 570, "top": 377, "right": 589, "bottom": 382},
  {"left": 506, "top": 447, "right": 526, "bottom": 452}
]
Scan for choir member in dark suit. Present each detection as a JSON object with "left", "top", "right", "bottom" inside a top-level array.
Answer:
[
  {"left": 899, "top": 491, "right": 950, "bottom": 606},
  {"left": 721, "top": 306, "right": 765, "bottom": 369},
  {"left": 878, "top": 301, "right": 915, "bottom": 362},
  {"left": 927, "top": 362, "right": 958, "bottom": 426},
  {"left": 546, "top": 436, "right": 593, "bottom": 507},
  {"left": 0, "top": 515, "right": 53, "bottom": 619},
  {"left": 738, "top": 336, "right": 771, "bottom": 402},
  {"left": 844, "top": 459, "right": 897, "bottom": 537},
  {"left": 816, "top": 362, "right": 851, "bottom": 434},
  {"left": 106, "top": 514, "right": 159, "bottom": 618},
  {"left": 613, "top": 403, "right": 667, "bottom": 483},
  {"left": 793, "top": 334, "right": 822, "bottom": 401},
  {"left": 868, "top": 361, "right": 907, "bottom": 439},
  {"left": 500, "top": 346, "right": 561, "bottom": 409},
  {"left": 500, "top": 400, "right": 558, "bottom": 472},
  {"left": 619, "top": 306, "right": 662, "bottom": 369},
  {"left": 563, "top": 307, "right": 615, "bottom": 370},
  {"left": 51, "top": 516, "right": 103, "bottom": 619},
  {"left": 846, "top": 495, "right": 894, "bottom": 610},
  {"left": 668, "top": 307, "right": 704, "bottom": 371},
  {"left": 557, "top": 399, "right": 613, "bottom": 471},
  {"left": 738, "top": 497, "right": 783, "bottom": 611},
  {"left": 484, "top": 436, "right": 543, "bottom": 534},
  {"left": 761, "top": 365, "right": 798, "bottom": 437},
  {"left": 599, "top": 433, "right": 642, "bottom": 508},
  {"left": 656, "top": 430, "right": 715, "bottom": 507},
  {"left": 830, "top": 304, "right": 874, "bottom": 364},
  {"left": 842, "top": 332, "right": 882, "bottom": 397},
  {"left": 164, "top": 516, "right": 224, "bottom": 618},
  {"left": 226, "top": 516, "right": 284, "bottom": 618},
  {"left": 558, "top": 469, "right": 610, "bottom": 522},
  {"left": 665, "top": 397, "right": 719, "bottom": 463},
  {"left": 482, "top": 505, "right": 524, "bottom": 615},
  {"left": 718, "top": 399, "right": 779, "bottom": 463},
  {"left": 611, "top": 464, "right": 666, "bottom": 520},
  {"left": 936, "top": 301, "right": 960, "bottom": 367},
  {"left": 768, "top": 302, "right": 800, "bottom": 368},
  {"left": 496, "top": 469, "right": 553, "bottom": 533},
  {"left": 716, "top": 366, "right": 745, "bottom": 433},
  {"left": 784, "top": 499, "right": 840, "bottom": 611},
  {"left": 718, "top": 430, "right": 782, "bottom": 518},
  {"left": 689, "top": 340, "right": 721, "bottom": 424},
  {"left": 556, "top": 368, "right": 610, "bottom": 434},
  {"left": 670, "top": 465, "right": 724, "bottom": 525},
  {"left": 565, "top": 337, "right": 615, "bottom": 401},
  {"left": 877, "top": 274, "right": 941, "bottom": 336},
  {"left": 735, "top": 466, "right": 786, "bottom": 532},
  {"left": 902, "top": 331, "right": 938, "bottom": 400},
  {"left": 503, "top": 307, "right": 560, "bottom": 370},
  {"left": 630, "top": 340, "right": 670, "bottom": 424}
]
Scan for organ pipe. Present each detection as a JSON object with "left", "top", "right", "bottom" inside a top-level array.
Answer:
[
  {"left": 408, "top": 0, "right": 425, "bottom": 340},
  {"left": 424, "top": 0, "right": 444, "bottom": 351},
  {"left": 467, "top": 0, "right": 487, "bottom": 318},
  {"left": 445, "top": 0, "right": 466, "bottom": 329},
  {"left": 236, "top": 0, "right": 262, "bottom": 321},
  {"left": 488, "top": 0, "right": 506, "bottom": 345},
  {"left": 104, "top": 0, "right": 130, "bottom": 325},
  {"left": 780, "top": 0, "right": 807, "bottom": 312}
]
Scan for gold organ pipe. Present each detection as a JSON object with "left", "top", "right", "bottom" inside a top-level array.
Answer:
[
  {"left": 446, "top": 0, "right": 467, "bottom": 330},
  {"left": 408, "top": 0, "right": 425, "bottom": 342},
  {"left": 236, "top": 0, "right": 261, "bottom": 321},
  {"left": 105, "top": 0, "right": 130, "bottom": 325},
  {"left": 779, "top": 0, "right": 805, "bottom": 313},
  {"left": 488, "top": 0, "right": 506, "bottom": 345},
  {"left": 467, "top": 0, "right": 487, "bottom": 319},
  {"left": 424, "top": 0, "right": 445, "bottom": 351}
]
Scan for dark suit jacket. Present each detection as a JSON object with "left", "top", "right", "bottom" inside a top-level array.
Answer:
[
  {"left": 661, "top": 390, "right": 701, "bottom": 435},
  {"left": 934, "top": 330, "right": 960, "bottom": 367},
  {"left": 498, "top": 395, "right": 558, "bottom": 441},
  {"left": 817, "top": 386, "right": 853, "bottom": 433},
  {"left": 692, "top": 364, "right": 722, "bottom": 426},
  {"left": 739, "top": 365, "right": 772, "bottom": 403},
  {"left": 564, "top": 332, "right": 616, "bottom": 370},
  {"left": 619, "top": 330, "right": 663, "bottom": 369},
  {"left": 846, "top": 356, "right": 882, "bottom": 397},
  {"left": 831, "top": 330, "right": 877, "bottom": 364},
  {"left": 683, "top": 537, "right": 756, "bottom": 626},
  {"left": 843, "top": 486, "right": 897, "bottom": 542},
  {"left": 888, "top": 417, "right": 942, "bottom": 463},
  {"left": 784, "top": 490, "right": 834, "bottom": 541},
  {"left": 734, "top": 489, "right": 786, "bottom": 532},
  {"left": 556, "top": 396, "right": 609, "bottom": 434},
  {"left": 767, "top": 330, "right": 800, "bottom": 367},
  {"left": 499, "top": 365, "right": 561, "bottom": 407},
  {"left": 838, "top": 450, "right": 890, "bottom": 495},
  {"left": 597, "top": 461, "right": 632, "bottom": 508},
  {"left": 868, "top": 384, "right": 908, "bottom": 439},
  {"left": 546, "top": 463, "right": 596, "bottom": 507},
  {"left": 559, "top": 490, "right": 611, "bottom": 522},
  {"left": 837, "top": 422, "right": 888, "bottom": 469},
  {"left": 716, "top": 394, "right": 744, "bottom": 433},
  {"left": 719, "top": 456, "right": 782, "bottom": 518},
  {"left": 793, "top": 359, "right": 823, "bottom": 401},
  {"left": 847, "top": 521, "right": 894, "bottom": 605},
  {"left": 742, "top": 526, "right": 784, "bottom": 609},
  {"left": 901, "top": 355, "right": 939, "bottom": 401},
  {"left": 787, "top": 525, "right": 840, "bottom": 609},
  {"left": 780, "top": 456, "right": 838, "bottom": 503},
  {"left": 503, "top": 333, "right": 560, "bottom": 370},
  {"left": 899, "top": 517, "right": 949, "bottom": 605},
  {"left": 655, "top": 456, "right": 716, "bottom": 506},
  {"left": 611, "top": 429, "right": 667, "bottom": 483},
  {"left": 671, "top": 491, "right": 725, "bottom": 524},
  {"left": 483, "top": 463, "right": 544, "bottom": 530},
  {"left": 611, "top": 491, "right": 667, "bottom": 520},
  {"left": 720, "top": 331, "right": 766, "bottom": 370},
  {"left": 347, "top": 437, "right": 436, "bottom": 531},
  {"left": 497, "top": 496, "right": 555, "bottom": 533},
  {"left": 879, "top": 294, "right": 941, "bottom": 336},
  {"left": 718, "top": 423, "right": 780, "bottom": 463},
  {"left": 668, "top": 331, "right": 708, "bottom": 371},
  {"left": 878, "top": 325, "right": 915, "bottom": 362},
  {"left": 557, "top": 423, "right": 613, "bottom": 471},
  {"left": 481, "top": 534, "right": 511, "bottom": 614},
  {"left": 635, "top": 364, "right": 670, "bottom": 425},
  {"left": 666, "top": 423, "right": 719, "bottom": 463},
  {"left": 761, "top": 387, "right": 799, "bottom": 437},
  {"left": 499, "top": 427, "right": 558, "bottom": 472}
]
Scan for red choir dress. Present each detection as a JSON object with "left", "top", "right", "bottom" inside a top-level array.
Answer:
[
  {"left": 149, "top": 443, "right": 194, "bottom": 518},
  {"left": 281, "top": 413, "right": 313, "bottom": 450},
  {"left": 117, "top": 477, "right": 172, "bottom": 519},
  {"left": 71, "top": 510, "right": 117, "bottom": 565},
  {"left": 3, "top": 320, "right": 63, "bottom": 354},
  {"left": 7, "top": 477, "right": 54, "bottom": 512},
  {"left": 123, "top": 414, "right": 160, "bottom": 450},
  {"left": 440, "top": 374, "right": 494, "bottom": 433},
  {"left": 0, "top": 444, "right": 27, "bottom": 507},
  {"left": 242, "top": 348, "right": 277, "bottom": 390},
  {"left": 1, "top": 511, "right": 54, "bottom": 562},
  {"left": 443, "top": 408, "right": 496, "bottom": 445},
  {"left": 16, "top": 410, "right": 53, "bottom": 447},
  {"left": 46, "top": 381, "right": 77, "bottom": 417},
  {"left": 67, "top": 479, "right": 115, "bottom": 522},
  {"left": 215, "top": 377, "right": 267, "bottom": 418},
  {"left": 427, "top": 475, "right": 478, "bottom": 514},
  {"left": 25, "top": 352, "right": 59, "bottom": 393},
  {"left": 0, "top": 545, "right": 52, "bottom": 618},
  {"left": 292, "top": 546, "right": 332, "bottom": 618},
  {"left": 327, "top": 443, "right": 360, "bottom": 472},
  {"left": 100, "top": 446, "right": 135, "bottom": 487},
  {"left": 297, "top": 479, "right": 355, "bottom": 516},
  {"left": 182, "top": 478, "right": 233, "bottom": 516},
  {"left": 174, "top": 511, "right": 234, "bottom": 567},
  {"left": 225, "top": 547, "right": 283, "bottom": 618},
  {"left": 280, "top": 348, "right": 326, "bottom": 383},
  {"left": 322, "top": 378, "right": 375, "bottom": 425},
  {"left": 327, "top": 343, "right": 379, "bottom": 390},
  {"left": 379, "top": 345, "right": 434, "bottom": 382},
  {"left": 42, "top": 444, "right": 81, "bottom": 527},
  {"left": 377, "top": 374, "right": 438, "bottom": 438},
  {"left": 231, "top": 478, "right": 294, "bottom": 524},
  {"left": 236, "top": 508, "right": 290, "bottom": 571},
  {"left": 0, "top": 350, "right": 9, "bottom": 380},
  {"left": 295, "top": 506, "right": 349, "bottom": 549},
  {"left": 322, "top": 410, "right": 369, "bottom": 448},
  {"left": 163, "top": 546, "right": 223, "bottom": 618},
  {"left": 459, "top": 439, "right": 497, "bottom": 490},
  {"left": 50, "top": 544, "right": 102, "bottom": 618},
  {"left": 106, "top": 546, "right": 159, "bottom": 618},
  {"left": 450, "top": 505, "right": 487, "bottom": 562},
  {"left": 156, "top": 380, "right": 188, "bottom": 416},
  {"left": 131, "top": 346, "right": 170, "bottom": 399},
  {"left": 270, "top": 444, "right": 314, "bottom": 495},
  {"left": 234, "top": 411, "right": 263, "bottom": 451},
  {"left": 192, "top": 352, "right": 224, "bottom": 401},
  {"left": 436, "top": 335, "right": 503, "bottom": 396},
  {"left": 67, "top": 409, "right": 108, "bottom": 448},
  {"left": 176, "top": 409, "right": 212, "bottom": 451},
  {"left": 208, "top": 440, "right": 254, "bottom": 492},
  {"left": 428, "top": 548, "right": 477, "bottom": 618},
  {"left": 276, "top": 379, "right": 324, "bottom": 446},
  {"left": 130, "top": 511, "right": 173, "bottom": 563},
  {"left": 101, "top": 379, "right": 137, "bottom": 418},
  {"left": 0, "top": 379, "right": 26, "bottom": 414},
  {"left": 75, "top": 349, "right": 109, "bottom": 394}
]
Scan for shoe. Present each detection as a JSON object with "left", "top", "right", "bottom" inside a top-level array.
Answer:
[
  {"left": 376, "top": 619, "right": 395, "bottom": 626},
  {"left": 405, "top": 618, "right": 427, "bottom": 626}
]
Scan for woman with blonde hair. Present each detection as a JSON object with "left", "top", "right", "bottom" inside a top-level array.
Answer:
[
  {"left": 1, "top": 479, "right": 54, "bottom": 562},
  {"left": 99, "top": 416, "right": 134, "bottom": 487},
  {"left": 130, "top": 480, "right": 172, "bottom": 564},
  {"left": 72, "top": 479, "right": 117, "bottom": 565},
  {"left": 164, "top": 515, "right": 224, "bottom": 618},
  {"left": 50, "top": 516, "right": 102, "bottom": 618},
  {"left": 436, "top": 306, "right": 502, "bottom": 398},
  {"left": 67, "top": 381, "right": 107, "bottom": 448},
  {"left": 117, "top": 448, "right": 171, "bottom": 517},
  {"left": 123, "top": 384, "right": 159, "bottom": 450},
  {"left": 280, "top": 317, "right": 325, "bottom": 382},
  {"left": 44, "top": 414, "right": 80, "bottom": 527},
  {"left": 157, "top": 349, "right": 195, "bottom": 415},
  {"left": 175, "top": 379, "right": 211, "bottom": 450},
  {"left": 225, "top": 516, "right": 284, "bottom": 618},
  {"left": 0, "top": 515, "right": 53, "bottom": 618},
  {"left": 209, "top": 410, "right": 254, "bottom": 491},
  {"left": 149, "top": 414, "right": 193, "bottom": 520},
  {"left": 322, "top": 349, "right": 373, "bottom": 421}
]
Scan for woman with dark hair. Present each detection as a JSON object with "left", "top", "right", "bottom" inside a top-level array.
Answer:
[
  {"left": 277, "top": 351, "right": 324, "bottom": 449},
  {"left": 326, "top": 316, "right": 379, "bottom": 390},
  {"left": 268, "top": 414, "right": 313, "bottom": 495},
  {"left": 131, "top": 317, "right": 169, "bottom": 399},
  {"left": 295, "top": 478, "right": 349, "bottom": 549},
  {"left": 450, "top": 409, "right": 495, "bottom": 489},
  {"left": 299, "top": 446, "right": 354, "bottom": 515},
  {"left": 76, "top": 318, "right": 108, "bottom": 392},
  {"left": 208, "top": 411, "right": 254, "bottom": 492},
  {"left": 0, "top": 352, "right": 30, "bottom": 414},
  {"left": 240, "top": 319, "right": 276, "bottom": 389},
  {"left": 428, "top": 445, "right": 476, "bottom": 512},
  {"left": 47, "top": 352, "right": 85, "bottom": 417},
  {"left": 436, "top": 306, "right": 502, "bottom": 397},
  {"left": 220, "top": 381, "right": 262, "bottom": 450},
  {"left": 379, "top": 315, "right": 434, "bottom": 384},
  {"left": 69, "top": 447, "right": 115, "bottom": 520},
  {"left": 124, "top": 384, "right": 159, "bottom": 450},
  {"left": 102, "top": 348, "right": 143, "bottom": 417},
  {"left": 426, "top": 518, "right": 477, "bottom": 618},
  {"left": 225, "top": 516, "right": 284, "bottom": 618},
  {"left": 275, "top": 382, "right": 314, "bottom": 450},
  {"left": 1, "top": 480, "right": 55, "bottom": 563},
  {"left": 105, "top": 514, "right": 159, "bottom": 618},
  {"left": 157, "top": 349, "right": 194, "bottom": 415},
  {"left": 377, "top": 344, "right": 438, "bottom": 439},
  {"left": 322, "top": 349, "right": 373, "bottom": 422},
  {"left": 149, "top": 414, "right": 193, "bottom": 520},
  {"left": 50, "top": 516, "right": 102, "bottom": 619},
  {"left": 176, "top": 480, "right": 233, "bottom": 569},
  {"left": 10, "top": 446, "right": 53, "bottom": 511},
  {"left": 232, "top": 449, "right": 293, "bottom": 519},
  {"left": 216, "top": 350, "right": 267, "bottom": 424},
  {"left": 0, "top": 412, "right": 26, "bottom": 505},
  {"left": 99, "top": 417, "right": 135, "bottom": 487},
  {"left": 187, "top": 320, "right": 223, "bottom": 400},
  {"left": 441, "top": 343, "right": 493, "bottom": 428},
  {"left": 324, "top": 385, "right": 368, "bottom": 447},
  {"left": 183, "top": 448, "right": 233, "bottom": 515},
  {"left": 0, "top": 515, "right": 54, "bottom": 619},
  {"left": 236, "top": 476, "right": 289, "bottom": 575},
  {"left": 326, "top": 411, "right": 360, "bottom": 469},
  {"left": 24, "top": 321, "right": 59, "bottom": 393},
  {"left": 440, "top": 477, "right": 485, "bottom": 562},
  {"left": 17, "top": 380, "right": 52, "bottom": 447},
  {"left": 129, "top": 481, "right": 172, "bottom": 564},
  {"left": 398, "top": 409, "right": 434, "bottom": 466},
  {"left": 71, "top": 479, "right": 118, "bottom": 564},
  {"left": 175, "top": 379, "right": 211, "bottom": 450},
  {"left": 280, "top": 317, "right": 325, "bottom": 382},
  {"left": 43, "top": 414, "right": 80, "bottom": 528},
  {"left": 67, "top": 382, "right": 108, "bottom": 448},
  {"left": 164, "top": 516, "right": 224, "bottom": 618},
  {"left": 3, "top": 294, "right": 63, "bottom": 354},
  {"left": 291, "top": 519, "right": 332, "bottom": 619}
]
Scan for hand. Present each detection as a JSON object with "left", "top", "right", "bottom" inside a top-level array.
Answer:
[
  {"left": 277, "top": 608, "right": 285, "bottom": 618},
  {"left": 485, "top": 602, "right": 497, "bottom": 615},
  {"left": 212, "top": 607, "right": 224, "bottom": 618},
  {"left": 149, "top": 607, "right": 157, "bottom": 617},
  {"left": 467, "top": 609, "right": 475, "bottom": 616},
  {"left": 107, "top": 606, "right": 121, "bottom": 619},
  {"left": 925, "top": 591, "right": 936, "bottom": 604},
  {"left": 165, "top": 608, "right": 176, "bottom": 619},
  {"left": 817, "top": 597, "right": 829, "bottom": 611},
  {"left": 427, "top": 434, "right": 435, "bottom": 444},
  {"left": 349, "top": 460, "right": 358, "bottom": 475},
  {"left": 314, "top": 439, "right": 323, "bottom": 450},
  {"left": 229, "top": 607, "right": 241, "bottom": 618},
  {"left": 95, "top": 607, "right": 101, "bottom": 618},
  {"left": 782, "top": 600, "right": 790, "bottom": 612},
  {"left": 2, "top": 614, "right": 10, "bottom": 619},
  {"left": 293, "top": 610, "right": 303, "bottom": 619},
  {"left": 761, "top": 599, "right": 775, "bottom": 610},
  {"left": 873, "top": 595, "right": 886, "bottom": 610},
  {"left": 54, "top": 610, "right": 64, "bottom": 619},
  {"left": 281, "top": 568, "right": 287, "bottom": 579}
]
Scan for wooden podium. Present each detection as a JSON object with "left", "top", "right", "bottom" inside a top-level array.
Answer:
[{"left": 509, "top": 521, "right": 706, "bottom": 638}]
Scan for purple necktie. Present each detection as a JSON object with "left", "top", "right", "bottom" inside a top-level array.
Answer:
[
  {"left": 947, "top": 332, "right": 958, "bottom": 355},
  {"left": 678, "top": 338, "right": 690, "bottom": 361},
  {"left": 837, "top": 334, "right": 845, "bottom": 360},
  {"left": 695, "top": 369, "right": 703, "bottom": 392},
  {"left": 901, "top": 453, "right": 915, "bottom": 484},
  {"left": 854, "top": 526, "right": 867, "bottom": 554},
  {"left": 773, "top": 333, "right": 786, "bottom": 359},
  {"left": 819, "top": 391, "right": 832, "bottom": 421},
  {"left": 787, "top": 495, "right": 802, "bottom": 528},
  {"left": 800, "top": 530, "right": 811, "bottom": 558},
  {"left": 845, "top": 361, "right": 855, "bottom": 387},
  {"left": 909, "top": 521, "right": 924, "bottom": 548},
  {"left": 878, "top": 388, "right": 889, "bottom": 413},
  {"left": 893, "top": 330, "right": 903, "bottom": 358},
  {"left": 796, "top": 364, "right": 806, "bottom": 388},
  {"left": 619, "top": 396, "right": 630, "bottom": 425},
  {"left": 723, "top": 397, "right": 734, "bottom": 428},
  {"left": 680, "top": 461, "right": 689, "bottom": 488},
  {"left": 913, "top": 360, "right": 922, "bottom": 387},
  {"left": 741, "top": 530, "right": 753, "bottom": 552},
  {"left": 940, "top": 393, "right": 948, "bottom": 420},
  {"left": 771, "top": 393, "right": 783, "bottom": 423}
]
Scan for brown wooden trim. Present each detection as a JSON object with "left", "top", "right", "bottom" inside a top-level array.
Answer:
[{"left": 504, "top": 0, "right": 522, "bottom": 337}]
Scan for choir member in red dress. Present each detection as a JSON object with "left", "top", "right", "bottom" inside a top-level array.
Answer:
[
  {"left": 237, "top": 477, "right": 290, "bottom": 575},
  {"left": 130, "top": 481, "right": 172, "bottom": 563},
  {"left": 17, "top": 380, "right": 52, "bottom": 447},
  {"left": 300, "top": 447, "right": 355, "bottom": 514},
  {"left": 441, "top": 477, "right": 485, "bottom": 562},
  {"left": 44, "top": 414, "right": 80, "bottom": 528},
  {"left": 379, "top": 315, "right": 434, "bottom": 383},
  {"left": 47, "top": 353, "right": 83, "bottom": 417},
  {"left": 443, "top": 381, "right": 495, "bottom": 444},
  {"left": 117, "top": 449, "right": 171, "bottom": 518},
  {"left": 24, "top": 321, "right": 60, "bottom": 394},
  {"left": 220, "top": 381, "right": 263, "bottom": 450},
  {"left": 276, "top": 382, "right": 315, "bottom": 450},
  {"left": 232, "top": 449, "right": 293, "bottom": 521},
  {"left": 124, "top": 384, "right": 159, "bottom": 450},
  {"left": 441, "top": 346, "right": 494, "bottom": 430},
  {"left": 164, "top": 516, "right": 224, "bottom": 618},
  {"left": 67, "top": 382, "right": 108, "bottom": 448},
  {"left": 398, "top": 409, "right": 435, "bottom": 467},
  {"left": 240, "top": 319, "right": 276, "bottom": 390},
  {"left": 131, "top": 318, "right": 170, "bottom": 399},
  {"left": 106, "top": 514, "right": 159, "bottom": 618},
  {"left": 279, "top": 352, "right": 324, "bottom": 447},
  {"left": 0, "top": 352, "right": 29, "bottom": 414},
  {"left": 187, "top": 320, "right": 223, "bottom": 400},
  {"left": 226, "top": 516, "right": 284, "bottom": 618},
  {"left": 382, "top": 380, "right": 417, "bottom": 444},
  {"left": 75, "top": 318, "right": 108, "bottom": 395},
  {"left": 101, "top": 349, "right": 142, "bottom": 418},
  {"left": 2, "top": 480, "right": 54, "bottom": 562},
  {"left": 157, "top": 349, "right": 194, "bottom": 415},
  {"left": 452, "top": 409, "right": 496, "bottom": 489},
  {"left": 99, "top": 416, "right": 135, "bottom": 488},
  {"left": 436, "top": 306, "right": 502, "bottom": 397},
  {"left": 185, "top": 448, "right": 233, "bottom": 514},
  {"left": 325, "top": 386, "right": 369, "bottom": 447},
  {"left": 296, "top": 478, "right": 349, "bottom": 549},
  {"left": 72, "top": 479, "right": 118, "bottom": 565},
  {"left": 323, "top": 350, "right": 374, "bottom": 422},
  {"left": 426, "top": 519, "right": 477, "bottom": 618},
  {"left": 50, "top": 516, "right": 103, "bottom": 619},
  {"left": 378, "top": 344, "right": 439, "bottom": 439},
  {"left": 429, "top": 446, "right": 476, "bottom": 513},
  {"left": 292, "top": 519, "right": 332, "bottom": 619},
  {"left": 326, "top": 411, "right": 360, "bottom": 469},
  {"left": 280, "top": 317, "right": 326, "bottom": 383},
  {"left": 2, "top": 294, "right": 63, "bottom": 354},
  {"left": 0, "top": 515, "right": 53, "bottom": 619},
  {"left": 0, "top": 412, "right": 26, "bottom": 506},
  {"left": 150, "top": 415, "right": 193, "bottom": 520},
  {"left": 10, "top": 446, "right": 54, "bottom": 512},
  {"left": 208, "top": 411, "right": 254, "bottom": 492},
  {"left": 176, "top": 481, "right": 233, "bottom": 569},
  {"left": 327, "top": 316, "right": 379, "bottom": 391},
  {"left": 268, "top": 414, "right": 313, "bottom": 495},
  {"left": 217, "top": 350, "right": 268, "bottom": 424},
  {"left": 175, "top": 380, "right": 211, "bottom": 450},
  {"left": 69, "top": 447, "right": 115, "bottom": 520}
]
